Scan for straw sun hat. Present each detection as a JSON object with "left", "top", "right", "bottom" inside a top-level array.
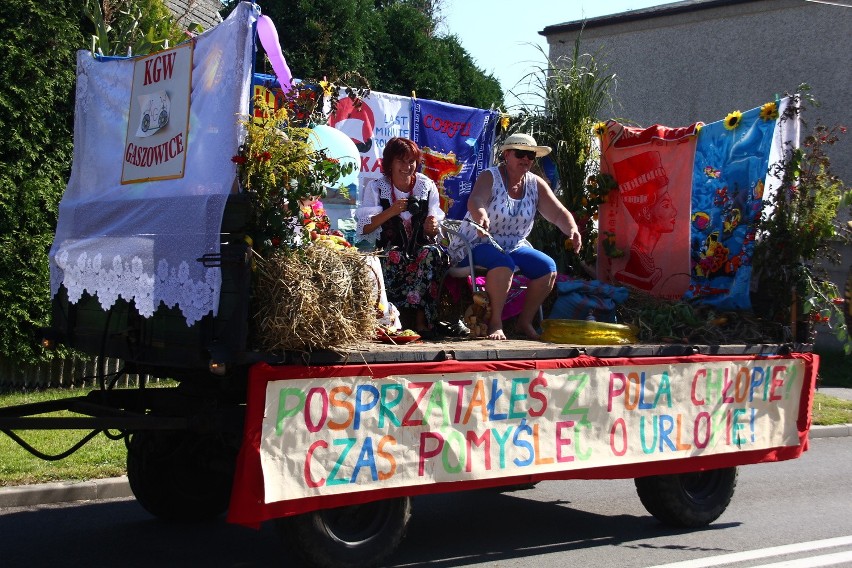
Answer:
[{"left": 498, "top": 133, "right": 552, "bottom": 158}]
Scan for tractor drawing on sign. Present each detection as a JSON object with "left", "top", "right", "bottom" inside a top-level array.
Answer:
[{"left": 141, "top": 94, "right": 169, "bottom": 133}]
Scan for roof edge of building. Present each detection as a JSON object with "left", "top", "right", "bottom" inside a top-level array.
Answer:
[{"left": 540, "top": 0, "right": 760, "bottom": 36}]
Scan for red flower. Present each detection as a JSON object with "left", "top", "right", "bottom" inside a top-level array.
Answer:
[
  {"left": 231, "top": 155, "right": 247, "bottom": 165},
  {"left": 832, "top": 297, "right": 846, "bottom": 305}
]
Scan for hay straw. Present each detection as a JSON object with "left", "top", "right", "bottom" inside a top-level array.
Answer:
[{"left": 253, "top": 245, "right": 379, "bottom": 351}]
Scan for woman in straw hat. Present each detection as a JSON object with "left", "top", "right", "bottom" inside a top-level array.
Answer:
[{"left": 450, "top": 133, "right": 581, "bottom": 340}]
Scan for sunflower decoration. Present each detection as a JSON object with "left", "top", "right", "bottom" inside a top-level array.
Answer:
[
  {"left": 593, "top": 121, "right": 608, "bottom": 138},
  {"left": 760, "top": 101, "right": 779, "bottom": 121},
  {"left": 499, "top": 114, "right": 510, "bottom": 131},
  {"left": 723, "top": 110, "right": 743, "bottom": 131}
]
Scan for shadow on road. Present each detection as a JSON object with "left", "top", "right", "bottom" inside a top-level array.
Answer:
[{"left": 0, "top": 482, "right": 740, "bottom": 567}]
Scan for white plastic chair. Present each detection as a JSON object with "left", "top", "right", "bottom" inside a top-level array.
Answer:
[{"left": 439, "top": 218, "right": 543, "bottom": 324}]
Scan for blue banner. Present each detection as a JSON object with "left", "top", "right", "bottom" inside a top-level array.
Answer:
[
  {"left": 685, "top": 104, "right": 778, "bottom": 309},
  {"left": 412, "top": 99, "right": 497, "bottom": 219}
]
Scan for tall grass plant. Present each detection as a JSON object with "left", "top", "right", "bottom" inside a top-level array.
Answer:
[{"left": 508, "top": 39, "right": 618, "bottom": 275}]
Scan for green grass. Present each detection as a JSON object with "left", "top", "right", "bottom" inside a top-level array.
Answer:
[
  {"left": 0, "top": 388, "right": 127, "bottom": 487},
  {"left": 813, "top": 392, "right": 852, "bottom": 426},
  {"left": 1, "top": 369, "right": 851, "bottom": 487}
]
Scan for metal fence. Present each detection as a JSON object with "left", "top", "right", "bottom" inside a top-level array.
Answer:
[{"left": 0, "top": 356, "right": 153, "bottom": 390}]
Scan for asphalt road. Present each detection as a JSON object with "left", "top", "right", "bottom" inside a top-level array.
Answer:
[{"left": 1, "top": 434, "right": 850, "bottom": 567}]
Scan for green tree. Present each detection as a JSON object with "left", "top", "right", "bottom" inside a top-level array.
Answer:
[
  {"left": 0, "top": 1, "right": 83, "bottom": 363},
  {"left": 244, "top": 0, "right": 374, "bottom": 81},
  {"left": 222, "top": 0, "right": 503, "bottom": 108}
]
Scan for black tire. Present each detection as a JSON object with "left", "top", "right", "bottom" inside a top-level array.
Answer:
[
  {"left": 158, "top": 109, "right": 168, "bottom": 127},
  {"left": 277, "top": 497, "right": 412, "bottom": 568},
  {"left": 141, "top": 113, "right": 150, "bottom": 132},
  {"left": 126, "top": 431, "right": 236, "bottom": 521},
  {"left": 634, "top": 467, "right": 738, "bottom": 528}
]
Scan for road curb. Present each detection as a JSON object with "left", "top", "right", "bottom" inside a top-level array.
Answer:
[
  {"left": 1, "top": 425, "right": 849, "bottom": 509},
  {"left": 0, "top": 475, "right": 132, "bottom": 508},
  {"left": 809, "top": 423, "right": 852, "bottom": 439}
]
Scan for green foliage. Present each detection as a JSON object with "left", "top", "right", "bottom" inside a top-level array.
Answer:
[
  {"left": 752, "top": 96, "right": 851, "bottom": 351},
  {"left": 83, "top": 0, "right": 197, "bottom": 57},
  {"left": 0, "top": 1, "right": 83, "bottom": 364},
  {"left": 221, "top": 0, "right": 503, "bottom": 108},
  {"left": 510, "top": 39, "right": 617, "bottom": 275},
  {"left": 0, "top": 0, "right": 201, "bottom": 365},
  {"left": 234, "top": 93, "right": 357, "bottom": 255},
  {"left": 815, "top": 349, "right": 852, "bottom": 388}
]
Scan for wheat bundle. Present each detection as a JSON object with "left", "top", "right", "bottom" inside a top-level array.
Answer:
[{"left": 253, "top": 245, "right": 378, "bottom": 351}]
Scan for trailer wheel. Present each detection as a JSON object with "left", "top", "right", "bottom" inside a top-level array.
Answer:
[
  {"left": 127, "top": 431, "right": 236, "bottom": 521},
  {"left": 277, "top": 497, "right": 411, "bottom": 568},
  {"left": 634, "top": 467, "right": 737, "bottom": 528}
]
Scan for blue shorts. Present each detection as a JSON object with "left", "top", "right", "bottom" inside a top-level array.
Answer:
[{"left": 458, "top": 243, "right": 556, "bottom": 280}]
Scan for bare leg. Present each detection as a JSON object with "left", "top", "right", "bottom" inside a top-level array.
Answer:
[
  {"left": 484, "top": 267, "right": 513, "bottom": 340},
  {"left": 516, "top": 272, "right": 555, "bottom": 340}
]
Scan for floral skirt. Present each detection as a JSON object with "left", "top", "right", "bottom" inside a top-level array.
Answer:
[{"left": 382, "top": 244, "right": 449, "bottom": 326}]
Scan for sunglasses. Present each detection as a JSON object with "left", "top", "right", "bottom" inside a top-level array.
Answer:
[{"left": 512, "top": 149, "right": 536, "bottom": 160}]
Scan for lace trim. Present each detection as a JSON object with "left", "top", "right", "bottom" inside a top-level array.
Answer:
[
  {"left": 54, "top": 250, "right": 221, "bottom": 325},
  {"left": 377, "top": 175, "right": 430, "bottom": 201}
]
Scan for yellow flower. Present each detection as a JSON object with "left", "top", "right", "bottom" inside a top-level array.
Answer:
[
  {"left": 695, "top": 123, "right": 703, "bottom": 133},
  {"left": 593, "top": 121, "right": 607, "bottom": 137},
  {"left": 500, "top": 115, "right": 510, "bottom": 130},
  {"left": 760, "top": 102, "right": 779, "bottom": 121},
  {"left": 724, "top": 110, "right": 743, "bottom": 130},
  {"left": 319, "top": 80, "right": 333, "bottom": 97}
]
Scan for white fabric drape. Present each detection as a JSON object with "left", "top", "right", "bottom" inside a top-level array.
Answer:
[{"left": 49, "top": 2, "right": 257, "bottom": 325}]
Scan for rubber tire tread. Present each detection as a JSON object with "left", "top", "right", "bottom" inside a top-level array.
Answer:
[
  {"left": 278, "top": 496, "right": 412, "bottom": 568},
  {"left": 634, "top": 467, "right": 738, "bottom": 528}
]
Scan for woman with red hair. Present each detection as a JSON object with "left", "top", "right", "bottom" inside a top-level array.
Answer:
[{"left": 356, "top": 137, "right": 448, "bottom": 337}]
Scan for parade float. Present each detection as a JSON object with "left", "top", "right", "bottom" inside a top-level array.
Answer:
[{"left": 2, "top": 3, "right": 845, "bottom": 567}]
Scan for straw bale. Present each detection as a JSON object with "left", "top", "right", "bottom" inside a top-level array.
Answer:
[{"left": 253, "top": 245, "right": 378, "bottom": 351}]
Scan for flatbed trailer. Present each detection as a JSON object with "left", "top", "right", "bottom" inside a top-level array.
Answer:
[
  {"left": 0, "top": 311, "right": 818, "bottom": 568},
  {"left": 0, "top": 4, "right": 820, "bottom": 566}
]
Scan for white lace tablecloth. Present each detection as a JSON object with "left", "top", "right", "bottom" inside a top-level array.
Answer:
[{"left": 49, "top": 3, "right": 257, "bottom": 324}]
